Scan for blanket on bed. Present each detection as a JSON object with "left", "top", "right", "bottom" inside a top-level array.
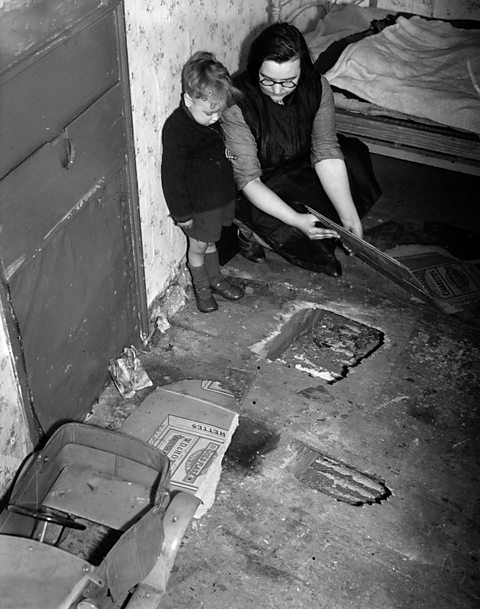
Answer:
[
  {"left": 322, "top": 15, "right": 480, "bottom": 134},
  {"left": 304, "top": 5, "right": 393, "bottom": 57}
]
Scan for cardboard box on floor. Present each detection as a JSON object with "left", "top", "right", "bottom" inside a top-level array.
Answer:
[
  {"left": 306, "top": 207, "right": 480, "bottom": 314},
  {"left": 121, "top": 380, "right": 239, "bottom": 519}
]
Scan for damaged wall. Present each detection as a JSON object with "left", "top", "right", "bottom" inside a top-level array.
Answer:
[{"left": 0, "top": 306, "right": 32, "bottom": 498}]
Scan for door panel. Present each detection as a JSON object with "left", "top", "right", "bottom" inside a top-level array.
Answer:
[
  {"left": 0, "top": 0, "right": 119, "bottom": 74},
  {"left": 0, "top": 10, "right": 119, "bottom": 180},
  {"left": 0, "top": 1, "right": 146, "bottom": 435},
  {"left": 0, "top": 83, "right": 126, "bottom": 278},
  {"left": 8, "top": 168, "right": 139, "bottom": 431}
]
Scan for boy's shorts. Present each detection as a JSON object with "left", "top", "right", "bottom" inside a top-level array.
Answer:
[{"left": 182, "top": 201, "right": 235, "bottom": 243}]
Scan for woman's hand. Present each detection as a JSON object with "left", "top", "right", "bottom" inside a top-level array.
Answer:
[
  {"left": 337, "top": 214, "right": 363, "bottom": 255},
  {"left": 295, "top": 213, "right": 339, "bottom": 240},
  {"left": 341, "top": 215, "right": 363, "bottom": 240}
]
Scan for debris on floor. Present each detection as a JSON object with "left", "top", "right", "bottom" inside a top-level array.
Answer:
[{"left": 108, "top": 345, "right": 153, "bottom": 398}]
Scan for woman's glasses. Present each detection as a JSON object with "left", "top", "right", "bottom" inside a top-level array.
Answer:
[{"left": 259, "top": 75, "right": 299, "bottom": 89}]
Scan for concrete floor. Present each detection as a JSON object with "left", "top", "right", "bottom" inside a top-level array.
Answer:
[{"left": 91, "top": 155, "right": 480, "bottom": 608}]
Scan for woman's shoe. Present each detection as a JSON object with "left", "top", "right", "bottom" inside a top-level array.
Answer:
[
  {"left": 321, "top": 257, "right": 342, "bottom": 277},
  {"left": 268, "top": 230, "right": 342, "bottom": 276},
  {"left": 211, "top": 279, "right": 244, "bottom": 300},
  {"left": 318, "top": 239, "right": 342, "bottom": 277},
  {"left": 238, "top": 231, "right": 266, "bottom": 263}
]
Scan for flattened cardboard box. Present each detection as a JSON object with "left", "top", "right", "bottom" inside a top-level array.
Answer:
[
  {"left": 121, "top": 379, "right": 239, "bottom": 518},
  {"left": 306, "top": 207, "right": 480, "bottom": 314}
]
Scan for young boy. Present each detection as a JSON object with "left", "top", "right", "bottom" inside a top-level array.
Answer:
[{"left": 161, "top": 51, "right": 244, "bottom": 313}]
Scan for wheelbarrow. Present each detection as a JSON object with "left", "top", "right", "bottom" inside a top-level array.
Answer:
[{"left": 0, "top": 422, "right": 200, "bottom": 609}]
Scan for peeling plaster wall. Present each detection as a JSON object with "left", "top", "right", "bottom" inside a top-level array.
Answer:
[
  {"left": 0, "top": 307, "right": 32, "bottom": 499},
  {"left": 123, "top": 0, "right": 269, "bottom": 307},
  {"left": 0, "top": 0, "right": 32, "bottom": 499}
]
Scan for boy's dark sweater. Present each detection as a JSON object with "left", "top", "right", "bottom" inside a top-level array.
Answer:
[{"left": 161, "top": 102, "right": 236, "bottom": 223}]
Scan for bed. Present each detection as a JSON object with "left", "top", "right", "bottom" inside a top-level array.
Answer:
[{"left": 271, "top": 0, "right": 480, "bottom": 176}]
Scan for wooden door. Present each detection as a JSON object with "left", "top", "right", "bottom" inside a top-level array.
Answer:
[{"left": 0, "top": 0, "right": 147, "bottom": 434}]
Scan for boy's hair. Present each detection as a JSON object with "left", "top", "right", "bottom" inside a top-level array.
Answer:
[{"left": 182, "top": 51, "right": 237, "bottom": 110}]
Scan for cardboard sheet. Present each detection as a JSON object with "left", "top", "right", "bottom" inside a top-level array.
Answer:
[
  {"left": 306, "top": 207, "right": 480, "bottom": 314},
  {"left": 121, "top": 380, "right": 239, "bottom": 518}
]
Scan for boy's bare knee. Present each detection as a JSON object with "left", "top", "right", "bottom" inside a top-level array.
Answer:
[{"left": 189, "top": 237, "right": 208, "bottom": 255}]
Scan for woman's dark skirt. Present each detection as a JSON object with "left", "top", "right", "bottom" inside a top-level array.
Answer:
[{"left": 222, "top": 135, "right": 381, "bottom": 273}]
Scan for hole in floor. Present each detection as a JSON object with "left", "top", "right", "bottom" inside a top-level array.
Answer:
[
  {"left": 287, "top": 440, "right": 391, "bottom": 506},
  {"left": 253, "top": 307, "right": 384, "bottom": 383}
]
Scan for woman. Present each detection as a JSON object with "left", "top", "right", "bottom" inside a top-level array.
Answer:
[{"left": 220, "top": 23, "right": 381, "bottom": 277}]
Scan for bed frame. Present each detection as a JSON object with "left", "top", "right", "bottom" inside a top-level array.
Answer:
[{"left": 270, "top": 0, "right": 480, "bottom": 176}]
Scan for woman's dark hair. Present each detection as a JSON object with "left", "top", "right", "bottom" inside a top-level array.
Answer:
[{"left": 246, "top": 22, "right": 314, "bottom": 82}]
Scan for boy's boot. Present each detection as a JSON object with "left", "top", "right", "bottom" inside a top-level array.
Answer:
[
  {"left": 204, "top": 251, "right": 244, "bottom": 300},
  {"left": 188, "top": 264, "right": 218, "bottom": 313}
]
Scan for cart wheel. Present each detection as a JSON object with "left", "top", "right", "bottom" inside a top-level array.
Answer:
[{"left": 7, "top": 503, "right": 86, "bottom": 530}]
